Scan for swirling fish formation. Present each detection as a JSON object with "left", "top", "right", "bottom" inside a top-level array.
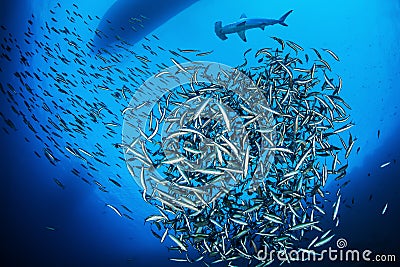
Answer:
[
  {"left": 123, "top": 40, "right": 354, "bottom": 266},
  {"left": 0, "top": 2, "right": 354, "bottom": 266}
]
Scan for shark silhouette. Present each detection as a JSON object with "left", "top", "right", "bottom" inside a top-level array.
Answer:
[{"left": 215, "top": 10, "right": 293, "bottom": 42}]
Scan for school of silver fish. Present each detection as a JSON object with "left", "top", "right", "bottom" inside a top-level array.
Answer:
[
  {"left": 119, "top": 32, "right": 355, "bottom": 267},
  {"left": 0, "top": 3, "right": 356, "bottom": 266}
]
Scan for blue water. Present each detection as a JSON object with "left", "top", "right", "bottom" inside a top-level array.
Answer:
[{"left": 0, "top": 0, "right": 399, "bottom": 266}]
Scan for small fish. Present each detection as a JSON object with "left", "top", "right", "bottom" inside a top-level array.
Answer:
[
  {"left": 145, "top": 215, "right": 165, "bottom": 223},
  {"left": 178, "top": 48, "right": 199, "bottom": 53},
  {"left": 381, "top": 203, "right": 388, "bottom": 215},
  {"left": 170, "top": 58, "right": 187, "bottom": 73},
  {"left": 161, "top": 228, "right": 168, "bottom": 243},
  {"left": 333, "top": 195, "right": 341, "bottom": 221},
  {"left": 380, "top": 162, "right": 390, "bottom": 168},
  {"left": 195, "top": 50, "right": 213, "bottom": 57},
  {"left": 263, "top": 213, "right": 283, "bottom": 224},
  {"left": 151, "top": 229, "right": 161, "bottom": 239},
  {"left": 314, "top": 234, "right": 335, "bottom": 247},
  {"left": 289, "top": 221, "right": 319, "bottom": 231},
  {"left": 322, "top": 48, "right": 340, "bottom": 61},
  {"left": 53, "top": 178, "right": 65, "bottom": 189},
  {"left": 108, "top": 178, "right": 122, "bottom": 187},
  {"left": 106, "top": 204, "right": 122, "bottom": 217},
  {"left": 169, "top": 258, "right": 188, "bottom": 262},
  {"left": 121, "top": 205, "right": 132, "bottom": 213},
  {"left": 168, "top": 234, "right": 187, "bottom": 251}
]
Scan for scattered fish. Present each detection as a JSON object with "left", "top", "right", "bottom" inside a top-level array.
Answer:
[
  {"left": 382, "top": 203, "right": 388, "bottom": 215},
  {"left": 380, "top": 161, "right": 390, "bottom": 168},
  {"left": 0, "top": 9, "right": 355, "bottom": 266},
  {"left": 106, "top": 204, "right": 122, "bottom": 217}
]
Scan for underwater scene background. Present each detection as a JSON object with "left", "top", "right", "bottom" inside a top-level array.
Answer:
[{"left": 0, "top": 0, "right": 399, "bottom": 266}]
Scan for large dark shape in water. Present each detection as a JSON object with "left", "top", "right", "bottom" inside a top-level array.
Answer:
[{"left": 94, "top": 0, "right": 199, "bottom": 48}]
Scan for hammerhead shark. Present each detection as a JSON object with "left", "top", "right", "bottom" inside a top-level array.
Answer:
[{"left": 215, "top": 10, "right": 293, "bottom": 42}]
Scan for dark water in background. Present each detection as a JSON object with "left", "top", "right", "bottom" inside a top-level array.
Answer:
[{"left": 0, "top": 0, "right": 399, "bottom": 266}]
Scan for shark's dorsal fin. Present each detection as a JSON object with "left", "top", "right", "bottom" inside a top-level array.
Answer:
[
  {"left": 237, "top": 21, "right": 246, "bottom": 27},
  {"left": 237, "top": 30, "right": 247, "bottom": 42},
  {"left": 240, "top": 13, "right": 247, "bottom": 19}
]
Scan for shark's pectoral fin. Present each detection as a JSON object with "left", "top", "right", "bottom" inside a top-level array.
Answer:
[
  {"left": 260, "top": 25, "right": 266, "bottom": 30},
  {"left": 237, "top": 30, "right": 247, "bottom": 42}
]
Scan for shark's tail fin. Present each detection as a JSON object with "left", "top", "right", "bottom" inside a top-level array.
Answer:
[
  {"left": 278, "top": 10, "right": 293, "bottom": 26},
  {"left": 215, "top": 21, "right": 228, "bottom": 40}
]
